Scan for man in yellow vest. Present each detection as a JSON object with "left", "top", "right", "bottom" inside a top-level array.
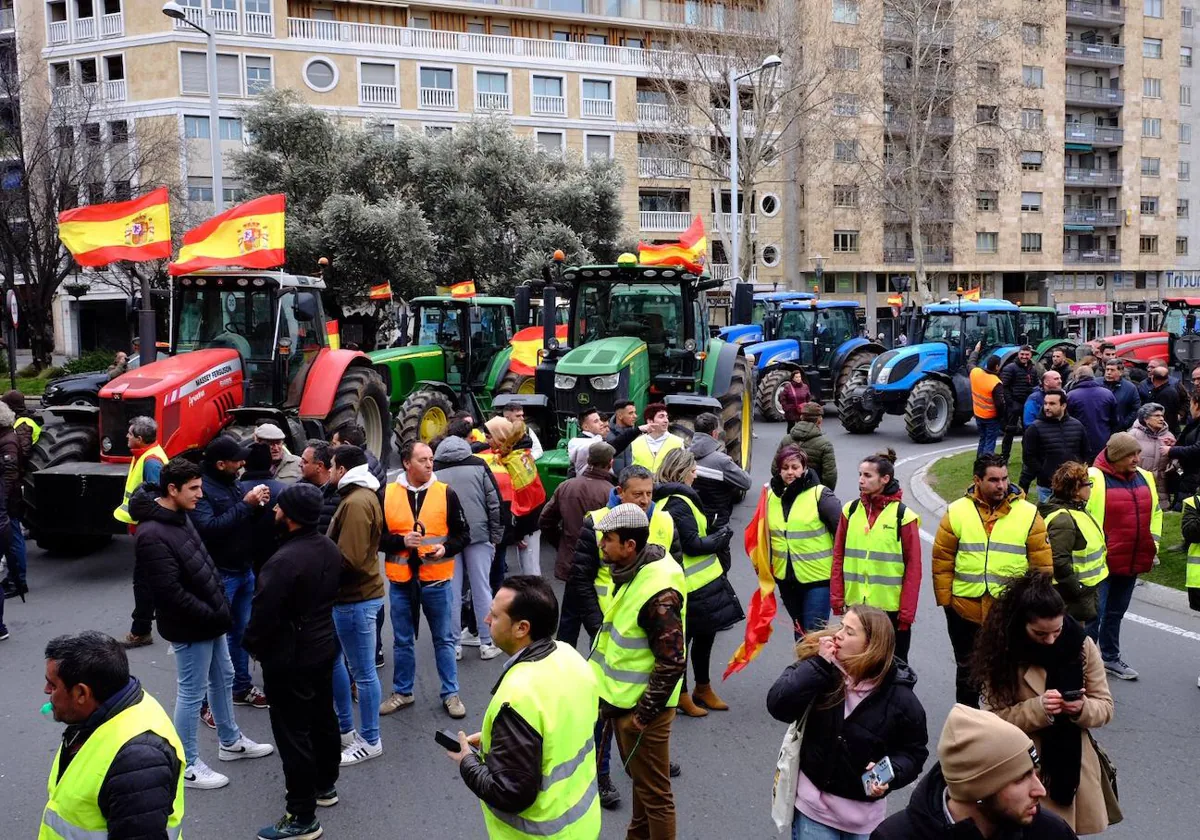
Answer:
[
  {"left": 933, "top": 453, "right": 1052, "bottom": 708},
  {"left": 629, "top": 402, "right": 684, "bottom": 473},
  {"left": 969, "top": 351, "right": 1006, "bottom": 460},
  {"left": 114, "top": 416, "right": 167, "bottom": 650},
  {"left": 447, "top": 575, "right": 601, "bottom": 839},
  {"left": 590, "top": 503, "right": 686, "bottom": 840},
  {"left": 41, "top": 631, "right": 184, "bottom": 840},
  {"left": 1183, "top": 493, "right": 1200, "bottom": 687}
]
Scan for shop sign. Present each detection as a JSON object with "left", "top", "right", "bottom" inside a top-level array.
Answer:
[
  {"left": 1056, "top": 302, "right": 1109, "bottom": 317},
  {"left": 1166, "top": 271, "right": 1200, "bottom": 288}
]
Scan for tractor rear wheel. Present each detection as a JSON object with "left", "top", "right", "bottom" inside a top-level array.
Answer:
[
  {"left": 25, "top": 421, "right": 111, "bottom": 554},
  {"left": 324, "top": 366, "right": 391, "bottom": 461},
  {"left": 835, "top": 348, "right": 880, "bottom": 406},
  {"left": 754, "top": 368, "right": 790, "bottom": 422},
  {"left": 396, "top": 388, "right": 455, "bottom": 448},
  {"left": 837, "top": 367, "right": 883, "bottom": 434},
  {"left": 719, "top": 354, "right": 754, "bottom": 470},
  {"left": 495, "top": 371, "right": 536, "bottom": 396},
  {"left": 904, "top": 379, "right": 954, "bottom": 443}
]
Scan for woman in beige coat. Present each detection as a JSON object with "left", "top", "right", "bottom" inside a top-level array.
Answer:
[{"left": 971, "top": 571, "right": 1114, "bottom": 835}]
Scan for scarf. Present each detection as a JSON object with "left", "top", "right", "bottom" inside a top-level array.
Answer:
[{"left": 1014, "top": 616, "right": 1086, "bottom": 806}]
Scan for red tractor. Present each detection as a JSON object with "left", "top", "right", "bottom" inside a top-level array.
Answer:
[
  {"left": 1091, "top": 298, "right": 1200, "bottom": 373},
  {"left": 26, "top": 270, "right": 390, "bottom": 553}
]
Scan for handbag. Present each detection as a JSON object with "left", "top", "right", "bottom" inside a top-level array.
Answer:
[
  {"left": 1087, "top": 730, "right": 1123, "bottom": 825},
  {"left": 770, "top": 704, "right": 811, "bottom": 832}
]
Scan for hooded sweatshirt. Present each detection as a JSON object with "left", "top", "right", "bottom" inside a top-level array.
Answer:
[
  {"left": 433, "top": 435, "right": 503, "bottom": 546},
  {"left": 327, "top": 463, "right": 385, "bottom": 603}
]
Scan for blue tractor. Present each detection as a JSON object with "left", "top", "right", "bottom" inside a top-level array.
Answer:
[
  {"left": 751, "top": 300, "right": 884, "bottom": 421},
  {"left": 718, "top": 290, "right": 815, "bottom": 345},
  {"left": 838, "top": 298, "right": 1021, "bottom": 443}
]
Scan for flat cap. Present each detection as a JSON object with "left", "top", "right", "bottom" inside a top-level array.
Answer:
[{"left": 594, "top": 503, "right": 649, "bottom": 532}]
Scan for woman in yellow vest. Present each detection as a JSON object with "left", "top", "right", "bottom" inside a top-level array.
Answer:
[
  {"left": 1184, "top": 490, "right": 1200, "bottom": 687},
  {"left": 831, "top": 450, "right": 922, "bottom": 662},
  {"left": 767, "top": 445, "right": 842, "bottom": 639},
  {"left": 654, "top": 449, "right": 743, "bottom": 717},
  {"left": 1040, "top": 461, "right": 1108, "bottom": 624}
]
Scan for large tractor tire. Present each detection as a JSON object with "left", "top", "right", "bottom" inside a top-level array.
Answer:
[
  {"left": 494, "top": 371, "right": 537, "bottom": 396},
  {"left": 834, "top": 348, "right": 880, "bottom": 406},
  {"left": 837, "top": 367, "right": 883, "bottom": 434},
  {"left": 396, "top": 388, "right": 455, "bottom": 448},
  {"left": 324, "top": 366, "right": 391, "bottom": 461},
  {"left": 754, "top": 368, "right": 790, "bottom": 422},
  {"left": 25, "top": 421, "right": 111, "bottom": 554},
  {"left": 904, "top": 378, "right": 954, "bottom": 444},
  {"left": 718, "top": 354, "right": 754, "bottom": 470}
]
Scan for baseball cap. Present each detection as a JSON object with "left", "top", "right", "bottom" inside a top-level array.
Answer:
[{"left": 205, "top": 435, "right": 250, "bottom": 463}]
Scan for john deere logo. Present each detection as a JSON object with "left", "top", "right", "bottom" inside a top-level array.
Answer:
[{"left": 577, "top": 392, "right": 590, "bottom": 405}]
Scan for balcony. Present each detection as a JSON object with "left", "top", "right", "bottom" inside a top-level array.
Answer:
[
  {"left": 1065, "top": 0, "right": 1125, "bottom": 25},
  {"left": 360, "top": 84, "right": 398, "bottom": 106},
  {"left": 640, "top": 211, "right": 693, "bottom": 231},
  {"left": 1064, "top": 248, "right": 1121, "bottom": 263},
  {"left": 885, "top": 114, "right": 955, "bottom": 135},
  {"left": 47, "top": 20, "right": 68, "bottom": 44},
  {"left": 1063, "top": 207, "right": 1121, "bottom": 226},
  {"left": 0, "top": 8, "right": 11, "bottom": 32},
  {"left": 1064, "top": 83, "right": 1123, "bottom": 106},
  {"left": 638, "top": 157, "right": 691, "bottom": 179},
  {"left": 532, "top": 94, "right": 566, "bottom": 116},
  {"left": 102, "top": 79, "right": 126, "bottom": 102},
  {"left": 884, "top": 246, "right": 954, "bottom": 264},
  {"left": 1064, "top": 166, "right": 1122, "bottom": 185},
  {"left": 1064, "top": 124, "right": 1123, "bottom": 146},
  {"left": 173, "top": 6, "right": 204, "bottom": 30},
  {"left": 884, "top": 206, "right": 953, "bottom": 223},
  {"left": 582, "top": 97, "right": 614, "bottom": 118},
  {"left": 210, "top": 8, "right": 239, "bottom": 33},
  {"left": 1065, "top": 40, "right": 1125, "bottom": 66},
  {"left": 714, "top": 212, "right": 757, "bottom": 235},
  {"left": 710, "top": 264, "right": 758, "bottom": 282},
  {"left": 73, "top": 16, "right": 95, "bottom": 40},
  {"left": 419, "top": 86, "right": 455, "bottom": 110},
  {"left": 713, "top": 107, "right": 760, "bottom": 128},
  {"left": 245, "top": 11, "right": 273, "bottom": 36},
  {"left": 475, "top": 91, "right": 510, "bottom": 112},
  {"left": 637, "top": 102, "right": 688, "bottom": 124},
  {"left": 101, "top": 11, "right": 123, "bottom": 37}
]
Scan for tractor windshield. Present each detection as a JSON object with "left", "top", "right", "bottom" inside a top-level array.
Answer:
[
  {"left": 779, "top": 307, "right": 857, "bottom": 366},
  {"left": 1162, "top": 305, "right": 1200, "bottom": 335},
  {"left": 924, "top": 311, "right": 1017, "bottom": 368},
  {"left": 176, "top": 288, "right": 276, "bottom": 358},
  {"left": 751, "top": 301, "right": 766, "bottom": 325},
  {"left": 1019, "top": 311, "right": 1054, "bottom": 345},
  {"left": 578, "top": 283, "right": 683, "bottom": 346}
]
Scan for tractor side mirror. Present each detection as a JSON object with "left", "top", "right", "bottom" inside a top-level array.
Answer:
[
  {"left": 294, "top": 292, "right": 319, "bottom": 322},
  {"left": 514, "top": 286, "right": 532, "bottom": 329},
  {"left": 732, "top": 282, "right": 754, "bottom": 325}
]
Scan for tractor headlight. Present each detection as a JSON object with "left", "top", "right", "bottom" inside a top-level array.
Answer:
[
  {"left": 555, "top": 374, "right": 577, "bottom": 389},
  {"left": 684, "top": 338, "right": 697, "bottom": 352},
  {"left": 590, "top": 374, "right": 620, "bottom": 390},
  {"left": 101, "top": 436, "right": 112, "bottom": 452},
  {"left": 547, "top": 337, "right": 560, "bottom": 351},
  {"left": 876, "top": 367, "right": 891, "bottom": 385}
]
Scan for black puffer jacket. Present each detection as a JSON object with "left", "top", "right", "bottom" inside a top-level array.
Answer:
[
  {"left": 55, "top": 678, "right": 182, "bottom": 840},
  {"left": 131, "top": 484, "right": 231, "bottom": 643},
  {"left": 655, "top": 483, "right": 743, "bottom": 635},
  {"left": 767, "top": 656, "right": 928, "bottom": 803},
  {"left": 190, "top": 464, "right": 258, "bottom": 574},
  {"left": 1001, "top": 359, "right": 1039, "bottom": 420},
  {"left": 365, "top": 449, "right": 388, "bottom": 506},
  {"left": 1017, "top": 413, "right": 1091, "bottom": 491},
  {"left": 1169, "top": 417, "right": 1200, "bottom": 500}
]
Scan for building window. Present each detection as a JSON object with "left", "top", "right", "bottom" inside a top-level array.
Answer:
[
  {"left": 760, "top": 193, "right": 780, "bottom": 216},
  {"left": 1143, "top": 38, "right": 1163, "bottom": 59},
  {"left": 424, "top": 125, "right": 453, "bottom": 138},
  {"left": 109, "top": 120, "right": 128, "bottom": 144},
  {"left": 184, "top": 115, "right": 209, "bottom": 139},
  {"left": 976, "top": 147, "right": 998, "bottom": 169},
  {"left": 1143, "top": 77, "right": 1162, "bottom": 99},
  {"left": 978, "top": 18, "right": 1000, "bottom": 38},
  {"left": 833, "top": 46, "right": 859, "bottom": 70},
  {"left": 1184, "top": 46, "right": 1195, "bottom": 68},
  {"left": 1021, "top": 233, "right": 1042, "bottom": 253},
  {"left": 832, "top": 184, "right": 858, "bottom": 207},
  {"left": 187, "top": 176, "right": 214, "bottom": 202},
  {"left": 180, "top": 51, "right": 240, "bottom": 96},
  {"left": 1140, "top": 195, "right": 1159, "bottom": 215},
  {"left": 303, "top": 57, "right": 337, "bottom": 92},
  {"left": 245, "top": 56, "right": 273, "bottom": 95},
  {"left": 1020, "top": 191, "right": 1042, "bottom": 212},
  {"left": 976, "top": 231, "right": 999, "bottom": 253},
  {"left": 83, "top": 123, "right": 101, "bottom": 146},
  {"left": 1145, "top": 0, "right": 1163, "bottom": 16},
  {"left": 535, "top": 131, "right": 563, "bottom": 154},
  {"left": 1142, "top": 156, "right": 1161, "bottom": 176},
  {"left": 112, "top": 181, "right": 131, "bottom": 202},
  {"left": 1143, "top": 117, "right": 1162, "bottom": 138},
  {"left": 532, "top": 75, "right": 564, "bottom": 115},
  {"left": 551, "top": 30, "right": 568, "bottom": 41},
  {"left": 585, "top": 134, "right": 612, "bottom": 160},
  {"left": 834, "top": 139, "right": 858, "bottom": 161},
  {"left": 410, "top": 15, "right": 431, "bottom": 28},
  {"left": 1022, "top": 66, "right": 1043, "bottom": 88},
  {"left": 832, "top": 230, "right": 859, "bottom": 252},
  {"left": 1180, "top": 198, "right": 1191, "bottom": 218},
  {"left": 581, "top": 78, "right": 613, "bottom": 117},
  {"left": 1182, "top": 161, "right": 1193, "bottom": 181},
  {"left": 1021, "top": 23, "right": 1043, "bottom": 46},
  {"left": 977, "top": 190, "right": 999, "bottom": 212},
  {"left": 1021, "top": 109, "right": 1043, "bottom": 130},
  {"left": 977, "top": 62, "right": 1000, "bottom": 87},
  {"left": 833, "top": 0, "right": 858, "bottom": 24},
  {"left": 219, "top": 117, "right": 242, "bottom": 141},
  {"left": 420, "top": 67, "right": 453, "bottom": 90},
  {"left": 476, "top": 70, "right": 509, "bottom": 111},
  {"left": 1178, "top": 237, "right": 1190, "bottom": 255},
  {"left": 368, "top": 122, "right": 395, "bottom": 140},
  {"left": 1140, "top": 235, "right": 1159, "bottom": 254},
  {"left": 761, "top": 245, "right": 781, "bottom": 267},
  {"left": 833, "top": 92, "right": 858, "bottom": 116},
  {"left": 1183, "top": 85, "right": 1194, "bottom": 106},
  {"left": 622, "top": 37, "right": 643, "bottom": 48},
  {"left": 1185, "top": 6, "right": 1196, "bottom": 26},
  {"left": 87, "top": 183, "right": 105, "bottom": 204},
  {"left": 56, "top": 126, "right": 74, "bottom": 148},
  {"left": 1020, "top": 150, "right": 1044, "bottom": 171},
  {"left": 976, "top": 105, "right": 999, "bottom": 124}
]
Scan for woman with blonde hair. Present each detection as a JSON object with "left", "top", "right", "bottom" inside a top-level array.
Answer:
[
  {"left": 653, "top": 448, "right": 742, "bottom": 716},
  {"left": 767, "top": 605, "right": 929, "bottom": 839},
  {"left": 481, "top": 416, "right": 546, "bottom": 577}
]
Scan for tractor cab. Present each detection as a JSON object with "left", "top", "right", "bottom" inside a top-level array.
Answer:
[
  {"left": 720, "top": 289, "right": 816, "bottom": 344},
  {"left": 1158, "top": 298, "right": 1200, "bottom": 373},
  {"left": 914, "top": 301, "right": 1018, "bottom": 371},
  {"left": 777, "top": 301, "right": 860, "bottom": 369}
]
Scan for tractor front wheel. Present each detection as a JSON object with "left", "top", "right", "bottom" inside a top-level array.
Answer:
[
  {"left": 835, "top": 349, "right": 880, "bottom": 405},
  {"left": 904, "top": 379, "right": 954, "bottom": 443},
  {"left": 25, "top": 421, "right": 111, "bottom": 554},
  {"left": 396, "top": 388, "right": 455, "bottom": 448},
  {"left": 495, "top": 371, "right": 537, "bottom": 396},
  {"left": 323, "top": 366, "right": 391, "bottom": 460},
  {"left": 837, "top": 368, "right": 883, "bottom": 434},
  {"left": 719, "top": 354, "right": 754, "bottom": 470},
  {"left": 754, "top": 368, "right": 790, "bottom": 422}
]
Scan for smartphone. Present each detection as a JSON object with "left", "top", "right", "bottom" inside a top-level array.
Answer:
[
  {"left": 1060, "top": 689, "right": 1084, "bottom": 701},
  {"left": 434, "top": 729, "right": 462, "bottom": 751},
  {"left": 862, "top": 756, "right": 895, "bottom": 795}
]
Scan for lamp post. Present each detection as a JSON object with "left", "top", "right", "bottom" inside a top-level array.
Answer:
[
  {"left": 162, "top": 1, "right": 223, "bottom": 214},
  {"left": 728, "top": 53, "right": 781, "bottom": 288}
]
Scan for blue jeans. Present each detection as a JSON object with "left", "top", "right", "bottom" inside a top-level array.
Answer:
[
  {"left": 6, "top": 516, "right": 25, "bottom": 585},
  {"left": 792, "top": 811, "right": 869, "bottom": 840},
  {"left": 976, "top": 417, "right": 1001, "bottom": 459},
  {"left": 172, "top": 636, "right": 241, "bottom": 766},
  {"left": 220, "top": 569, "right": 255, "bottom": 695},
  {"left": 332, "top": 597, "right": 384, "bottom": 745},
  {"left": 451, "top": 543, "right": 496, "bottom": 645},
  {"left": 1037, "top": 485, "right": 1052, "bottom": 504},
  {"left": 389, "top": 581, "right": 459, "bottom": 699},
  {"left": 1087, "top": 573, "right": 1138, "bottom": 663},
  {"left": 594, "top": 718, "right": 613, "bottom": 777},
  {"left": 777, "top": 578, "right": 831, "bottom": 640}
]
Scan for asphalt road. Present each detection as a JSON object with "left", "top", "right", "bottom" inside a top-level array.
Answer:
[{"left": 1, "top": 415, "right": 1198, "bottom": 838}]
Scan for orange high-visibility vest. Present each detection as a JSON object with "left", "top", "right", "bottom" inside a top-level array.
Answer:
[
  {"left": 383, "top": 482, "right": 454, "bottom": 584},
  {"left": 969, "top": 367, "right": 1001, "bottom": 419}
]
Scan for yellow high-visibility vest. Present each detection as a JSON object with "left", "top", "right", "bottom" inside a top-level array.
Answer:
[
  {"left": 945, "top": 496, "right": 1039, "bottom": 598},
  {"left": 113, "top": 445, "right": 168, "bottom": 524}
]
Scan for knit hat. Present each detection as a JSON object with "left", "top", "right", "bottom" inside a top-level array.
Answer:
[
  {"left": 1, "top": 390, "right": 26, "bottom": 412},
  {"left": 254, "top": 422, "right": 286, "bottom": 441},
  {"left": 1105, "top": 431, "right": 1140, "bottom": 462},
  {"left": 277, "top": 482, "right": 322, "bottom": 528},
  {"left": 938, "top": 704, "right": 1039, "bottom": 802},
  {"left": 595, "top": 503, "right": 649, "bottom": 532},
  {"left": 801, "top": 402, "right": 823, "bottom": 419}
]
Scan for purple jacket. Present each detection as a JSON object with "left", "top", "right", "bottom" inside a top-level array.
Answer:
[{"left": 1066, "top": 379, "right": 1117, "bottom": 461}]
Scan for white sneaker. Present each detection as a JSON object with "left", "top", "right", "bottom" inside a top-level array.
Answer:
[
  {"left": 218, "top": 734, "right": 275, "bottom": 761},
  {"left": 184, "top": 759, "right": 229, "bottom": 790},
  {"left": 480, "top": 643, "right": 503, "bottom": 661},
  {"left": 340, "top": 736, "right": 383, "bottom": 766},
  {"left": 340, "top": 729, "right": 359, "bottom": 749},
  {"left": 455, "top": 645, "right": 463, "bottom": 661},
  {"left": 460, "top": 629, "right": 481, "bottom": 647}
]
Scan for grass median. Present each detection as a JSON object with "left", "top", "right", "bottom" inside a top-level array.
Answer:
[{"left": 925, "top": 444, "right": 1186, "bottom": 592}]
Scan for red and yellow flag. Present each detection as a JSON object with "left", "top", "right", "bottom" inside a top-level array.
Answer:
[
  {"left": 368, "top": 283, "right": 392, "bottom": 301},
  {"left": 887, "top": 294, "right": 903, "bottom": 307},
  {"left": 961, "top": 287, "right": 981, "bottom": 302},
  {"left": 638, "top": 215, "right": 708, "bottom": 274},
  {"left": 482, "top": 449, "right": 546, "bottom": 517},
  {"left": 326, "top": 319, "right": 340, "bottom": 350},
  {"left": 509, "top": 325, "right": 568, "bottom": 376},
  {"left": 169, "top": 194, "right": 286, "bottom": 276},
  {"left": 450, "top": 281, "right": 477, "bottom": 298},
  {"left": 724, "top": 485, "right": 778, "bottom": 679},
  {"left": 57, "top": 187, "right": 172, "bottom": 267}
]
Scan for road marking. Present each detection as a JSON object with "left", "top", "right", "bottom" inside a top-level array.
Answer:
[{"left": 894, "top": 442, "right": 977, "bottom": 470}]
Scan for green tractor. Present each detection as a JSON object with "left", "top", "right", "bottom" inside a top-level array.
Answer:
[
  {"left": 1012, "top": 306, "right": 1079, "bottom": 366},
  {"left": 369, "top": 295, "right": 518, "bottom": 445}
]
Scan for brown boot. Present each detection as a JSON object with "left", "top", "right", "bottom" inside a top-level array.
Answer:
[
  {"left": 693, "top": 683, "right": 730, "bottom": 711},
  {"left": 676, "top": 691, "right": 708, "bottom": 717}
]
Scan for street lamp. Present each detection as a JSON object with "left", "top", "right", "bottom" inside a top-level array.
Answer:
[
  {"left": 809, "top": 252, "right": 825, "bottom": 295},
  {"left": 162, "top": 1, "right": 223, "bottom": 213},
  {"left": 728, "top": 54, "right": 781, "bottom": 287}
]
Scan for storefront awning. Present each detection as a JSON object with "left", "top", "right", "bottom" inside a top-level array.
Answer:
[
  {"left": 1064, "top": 224, "right": 1094, "bottom": 232},
  {"left": 1064, "top": 143, "right": 1093, "bottom": 151}
]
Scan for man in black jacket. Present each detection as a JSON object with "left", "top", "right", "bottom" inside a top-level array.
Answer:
[
  {"left": 244, "top": 483, "right": 343, "bottom": 840},
  {"left": 1143, "top": 364, "right": 1183, "bottom": 434},
  {"left": 1018, "top": 390, "right": 1090, "bottom": 503},
  {"left": 300, "top": 439, "right": 340, "bottom": 534},
  {"left": 132, "top": 458, "right": 273, "bottom": 791},
  {"left": 1000, "top": 345, "right": 1039, "bottom": 462},
  {"left": 872, "top": 703, "right": 1077, "bottom": 840},
  {"left": 41, "top": 632, "right": 183, "bottom": 840},
  {"left": 688, "top": 411, "right": 751, "bottom": 561}
]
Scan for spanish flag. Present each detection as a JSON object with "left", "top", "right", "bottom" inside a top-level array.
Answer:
[
  {"left": 57, "top": 187, "right": 172, "bottom": 267},
  {"left": 962, "top": 287, "right": 981, "bottom": 302},
  {"left": 638, "top": 215, "right": 707, "bottom": 274},
  {"left": 481, "top": 448, "right": 546, "bottom": 517},
  {"left": 368, "top": 283, "right": 392, "bottom": 301},
  {"left": 509, "top": 325, "right": 568, "bottom": 376},
  {"left": 724, "top": 485, "right": 778, "bottom": 679},
  {"left": 168, "top": 194, "right": 286, "bottom": 276},
  {"left": 450, "top": 281, "right": 477, "bottom": 298},
  {"left": 326, "top": 319, "right": 340, "bottom": 350}
]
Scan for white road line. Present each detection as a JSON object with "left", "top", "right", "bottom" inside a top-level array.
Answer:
[{"left": 894, "top": 442, "right": 977, "bottom": 470}]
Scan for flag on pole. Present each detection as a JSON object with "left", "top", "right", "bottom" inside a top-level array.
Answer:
[
  {"left": 638, "top": 215, "right": 707, "bottom": 274},
  {"left": 509, "top": 325, "right": 569, "bottom": 376},
  {"left": 886, "top": 294, "right": 903, "bottom": 306},
  {"left": 724, "top": 485, "right": 778, "bottom": 679},
  {"left": 368, "top": 283, "right": 392, "bottom": 301},
  {"left": 326, "top": 320, "right": 340, "bottom": 350},
  {"left": 450, "top": 281, "right": 477, "bottom": 298},
  {"left": 962, "top": 287, "right": 981, "bottom": 302},
  {"left": 57, "top": 187, "right": 172, "bottom": 267},
  {"left": 168, "top": 194, "right": 286, "bottom": 276}
]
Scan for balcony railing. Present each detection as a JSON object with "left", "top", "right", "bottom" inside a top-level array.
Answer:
[
  {"left": 1064, "top": 247, "right": 1121, "bottom": 263},
  {"left": 74, "top": 16, "right": 95, "bottom": 40},
  {"left": 1064, "top": 83, "right": 1123, "bottom": 105},
  {"left": 639, "top": 211, "right": 693, "bottom": 231},
  {"left": 714, "top": 107, "right": 758, "bottom": 128},
  {"left": 1065, "top": 40, "right": 1125, "bottom": 65},
  {"left": 173, "top": 6, "right": 204, "bottom": 30},
  {"left": 245, "top": 11, "right": 273, "bottom": 36},
  {"left": 1065, "top": 0, "right": 1125, "bottom": 24},
  {"left": 637, "top": 102, "right": 688, "bottom": 124},
  {"left": 0, "top": 8, "right": 12, "bottom": 31},
  {"left": 710, "top": 264, "right": 758, "bottom": 282},
  {"left": 532, "top": 94, "right": 566, "bottom": 115},
  {"left": 360, "top": 84, "right": 398, "bottom": 106},
  {"left": 582, "top": 97, "right": 614, "bottom": 118},
  {"left": 1063, "top": 207, "right": 1121, "bottom": 226},
  {"left": 1064, "top": 124, "right": 1123, "bottom": 145},
  {"left": 101, "top": 12, "right": 123, "bottom": 37},
  {"left": 47, "top": 20, "right": 68, "bottom": 44},
  {"left": 419, "top": 86, "right": 455, "bottom": 110},
  {"left": 1064, "top": 166, "right": 1122, "bottom": 185},
  {"left": 714, "top": 212, "right": 757, "bottom": 235},
  {"left": 885, "top": 114, "right": 955, "bottom": 135},
  {"left": 102, "top": 79, "right": 126, "bottom": 102},
  {"left": 210, "top": 8, "right": 239, "bottom": 33},
  {"left": 638, "top": 157, "right": 691, "bottom": 179},
  {"left": 475, "top": 91, "right": 510, "bottom": 112},
  {"left": 883, "top": 246, "right": 954, "bottom": 264}
]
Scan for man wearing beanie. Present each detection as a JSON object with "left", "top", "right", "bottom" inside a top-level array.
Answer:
[
  {"left": 1084, "top": 432, "right": 1162, "bottom": 681},
  {"left": 244, "top": 483, "right": 343, "bottom": 840},
  {"left": 871, "top": 704, "right": 1078, "bottom": 839}
]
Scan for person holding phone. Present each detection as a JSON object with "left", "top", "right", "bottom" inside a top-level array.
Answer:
[
  {"left": 971, "top": 571, "right": 1114, "bottom": 835},
  {"left": 767, "top": 605, "right": 929, "bottom": 839}
]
